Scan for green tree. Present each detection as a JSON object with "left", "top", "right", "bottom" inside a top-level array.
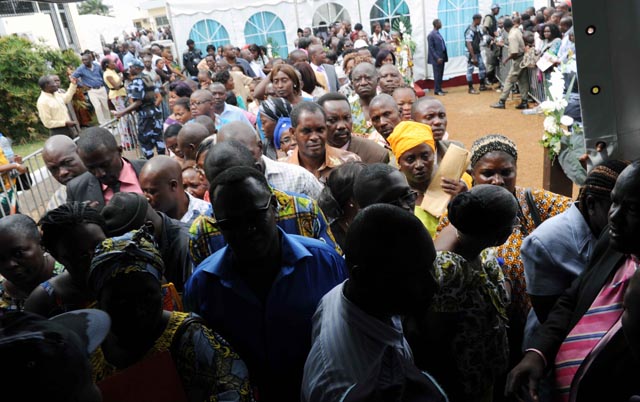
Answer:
[
  {"left": 78, "top": 0, "right": 111, "bottom": 16},
  {"left": 0, "top": 36, "right": 81, "bottom": 142}
]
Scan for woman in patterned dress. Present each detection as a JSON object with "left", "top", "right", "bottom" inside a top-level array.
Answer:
[
  {"left": 89, "top": 229, "right": 252, "bottom": 401},
  {"left": 436, "top": 134, "right": 571, "bottom": 368},
  {"left": 409, "top": 184, "right": 518, "bottom": 402}
]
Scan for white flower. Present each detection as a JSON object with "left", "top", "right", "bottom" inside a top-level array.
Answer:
[
  {"left": 540, "top": 100, "right": 556, "bottom": 113},
  {"left": 542, "top": 132, "right": 550, "bottom": 141},
  {"left": 548, "top": 84, "right": 564, "bottom": 102},
  {"left": 553, "top": 141, "right": 561, "bottom": 154},
  {"left": 554, "top": 98, "right": 568, "bottom": 111},
  {"left": 544, "top": 116, "right": 559, "bottom": 133},
  {"left": 560, "top": 115, "right": 574, "bottom": 127}
]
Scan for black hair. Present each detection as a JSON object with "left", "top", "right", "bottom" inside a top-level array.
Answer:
[
  {"left": 206, "top": 44, "right": 216, "bottom": 52},
  {"left": 318, "top": 162, "right": 366, "bottom": 222},
  {"left": 577, "top": 159, "right": 630, "bottom": 215},
  {"left": 325, "top": 50, "right": 338, "bottom": 64},
  {"left": 293, "top": 62, "right": 322, "bottom": 93},
  {"left": 164, "top": 123, "right": 182, "bottom": 139},
  {"left": 0, "top": 214, "right": 39, "bottom": 242},
  {"left": 290, "top": 101, "right": 326, "bottom": 128},
  {"left": 374, "top": 49, "right": 396, "bottom": 68},
  {"left": 503, "top": 18, "right": 514, "bottom": 29},
  {"left": 39, "top": 202, "right": 105, "bottom": 253},
  {"left": 448, "top": 184, "right": 518, "bottom": 237},
  {"left": 225, "top": 91, "right": 238, "bottom": 106},
  {"left": 186, "top": 39, "right": 195, "bottom": 45},
  {"left": 345, "top": 204, "right": 435, "bottom": 275},
  {"left": 297, "top": 37, "right": 312, "bottom": 50},
  {"left": 77, "top": 127, "right": 118, "bottom": 154},
  {"left": 316, "top": 92, "right": 349, "bottom": 108},
  {"left": 195, "top": 136, "right": 215, "bottom": 163},
  {"left": 173, "top": 97, "right": 190, "bottom": 110},
  {"left": 169, "top": 81, "right": 193, "bottom": 98},
  {"left": 354, "top": 23, "right": 363, "bottom": 31},
  {"left": 544, "top": 23, "right": 562, "bottom": 40},
  {"left": 353, "top": 163, "right": 398, "bottom": 208},
  {"left": 209, "top": 165, "right": 269, "bottom": 195},
  {"left": 214, "top": 70, "right": 231, "bottom": 85},
  {"left": 100, "top": 58, "right": 110, "bottom": 70},
  {"left": 204, "top": 140, "right": 256, "bottom": 184}
]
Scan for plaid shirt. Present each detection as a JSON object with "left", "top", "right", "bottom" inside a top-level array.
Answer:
[
  {"left": 262, "top": 156, "right": 323, "bottom": 200},
  {"left": 189, "top": 188, "right": 341, "bottom": 267}
]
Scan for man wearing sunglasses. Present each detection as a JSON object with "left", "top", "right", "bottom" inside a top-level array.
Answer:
[{"left": 185, "top": 166, "right": 348, "bottom": 402}]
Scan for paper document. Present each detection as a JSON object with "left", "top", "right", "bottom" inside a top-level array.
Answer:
[{"left": 422, "top": 144, "right": 470, "bottom": 217}]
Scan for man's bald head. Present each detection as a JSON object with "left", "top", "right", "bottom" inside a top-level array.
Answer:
[
  {"left": 308, "top": 44, "right": 326, "bottom": 65},
  {"left": 42, "top": 135, "right": 86, "bottom": 185},
  {"left": 218, "top": 122, "right": 263, "bottom": 161},
  {"left": 177, "top": 122, "right": 210, "bottom": 161},
  {"left": 194, "top": 115, "right": 216, "bottom": 134},
  {"left": 288, "top": 49, "right": 308, "bottom": 64},
  {"left": 190, "top": 89, "right": 214, "bottom": 118},
  {"left": 370, "top": 93, "right": 398, "bottom": 110},
  {"left": 138, "top": 155, "right": 186, "bottom": 218},
  {"left": 369, "top": 94, "right": 401, "bottom": 138}
]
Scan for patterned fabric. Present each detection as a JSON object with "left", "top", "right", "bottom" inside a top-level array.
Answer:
[
  {"left": 437, "top": 186, "right": 571, "bottom": 323},
  {"left": 554, "top": 257, "right": 637, "bottom": 401},
  {"left": 128, "top": 76, "right": 165, "bottom": 159},
  {"left": 91, "top": 311, "right": 253, "bottom": 401},
  {"left": 0, "top": 258, "right": 64, "bottom": 315},
  {"left": 189, "top": 189, "right": 341, "bottom": 267},
  {"left": 431, "top": 249, "right": 510, "bottom": 399},
  {"left": 349, "top": 94, "right": 375, "bottom": 136}
]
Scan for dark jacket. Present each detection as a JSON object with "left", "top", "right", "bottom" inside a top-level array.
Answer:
[
  {"left": 529, "top": 231, "right": 640, "bottom": 402},
  {"left": 347, "top": 136, "right": 390, "bottom": 165},
  {"left": 66, "top": 158, "right": 146, "bottom": 211},
  {"left": 157, "top": 212, "right": 192, "bottom": 292},
  {"left": 427, "top": 29, "right": 448, "bottom": 65}
]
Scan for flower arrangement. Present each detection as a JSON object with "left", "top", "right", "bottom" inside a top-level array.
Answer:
[{"left": 539, "top": 67, "right": 576, "bottom": 159}]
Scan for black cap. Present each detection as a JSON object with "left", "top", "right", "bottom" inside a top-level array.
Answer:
[{"left": 101, "top": 192, "right": 149, "bottom": 237}]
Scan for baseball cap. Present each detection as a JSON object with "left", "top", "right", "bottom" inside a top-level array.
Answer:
[
  {"left": 353, "top": 39, "right": 369, "bottom": 50},
  {"left": 491, "top": 3, "right": 500, "bottom": 9}
]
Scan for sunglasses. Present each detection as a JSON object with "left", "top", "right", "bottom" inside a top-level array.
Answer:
[{"left": 213, "top": 196, "right": 275, "bottom": 232}]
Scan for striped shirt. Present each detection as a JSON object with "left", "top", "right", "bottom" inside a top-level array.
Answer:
[
  {"left": 262, "top": 155, "right": 323, "bottom": 200},
  {"left": 302, "top": 282, "right": 413, "bottom": 402},
  {"left": 554, "top": 257, "right": 637, "bottom": 401}
]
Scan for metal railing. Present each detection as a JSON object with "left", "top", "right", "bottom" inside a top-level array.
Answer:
[{"left": 0, "top": 115, "right": 141, "bottom": 220}]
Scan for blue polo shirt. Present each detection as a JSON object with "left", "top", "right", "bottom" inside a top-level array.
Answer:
[
  {"left": 72, "top": 62, "right": 105, "bottom": 88},
  {"left": 184, "top": 228, "right": 348, "bottom": 401}
]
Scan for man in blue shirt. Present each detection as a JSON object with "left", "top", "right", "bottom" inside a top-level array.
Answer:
[
  {"left": 185, "top": 166, "right": 348, "bottom": 401},
  {"left": 72, "top": 53, "right": 111, "bottom": 125}
]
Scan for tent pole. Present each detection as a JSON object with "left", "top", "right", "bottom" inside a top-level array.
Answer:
[
  {"left": 422, "top": 2, "right": 428, "bottom": 82},
  {"left": 294, "top": 0, "right": 301, "bottom": 31},
  {"left": 357, "top": 0, "right": 362, "bottom": 26}
]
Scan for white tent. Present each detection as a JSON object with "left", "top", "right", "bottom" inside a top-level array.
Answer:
[{"left": 167, "top": 0, "right": 547, "bottom": 82}]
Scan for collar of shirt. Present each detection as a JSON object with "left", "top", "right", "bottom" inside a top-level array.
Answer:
[
  {"left": 201, "top": 227, "right": 313, "bottom": 283},
  {"left": 287, "top": 145, "right": 348, "bottom": 172},
  {"left": 100, "top": 158, "right": 140, "bottom": 192},
  {"left": 310, "top": 62, "right": 324, "bottom": 72},
  {"left": 337, "top": 282, "right": 408, "bottom": 348},
  {"left": 181, "top": 191, "right": 210, "bottom": 223}
]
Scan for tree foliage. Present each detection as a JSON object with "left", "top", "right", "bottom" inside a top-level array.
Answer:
[
  {"left": 78, "top": 0, "right": 111, "bottom": 16},
  {"left": 0, "top": 36, "right": 80, "bottom": 143}
]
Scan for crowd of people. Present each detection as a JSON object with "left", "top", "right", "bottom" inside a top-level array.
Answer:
[{"left": 3, "top": 2, "right": 640, "bottom": 402}]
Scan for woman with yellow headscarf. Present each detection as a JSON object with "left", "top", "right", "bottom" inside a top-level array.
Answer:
[{"left": 387, "top": 121, "right": 439, "bottom": 236}]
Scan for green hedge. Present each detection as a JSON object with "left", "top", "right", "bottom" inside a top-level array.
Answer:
[{"left": 0, "top": 35, "right": 80, "bottom": 143}]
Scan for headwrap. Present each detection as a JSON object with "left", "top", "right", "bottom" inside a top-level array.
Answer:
[
  {"left": 273, "top": 117, "right": 292, "bottom": 150},
  {"left": 578, "top": 159, "right": 630, "bottom": 205},
  {"left": 89, "top": 229, "right": 164, "bottom": 294},
  {"left": 259, "top": 97, "right": 293, "bottom": 122},
  {"left": 470, "top": 134, "right": 518, "bottom": 168},
  {"left": 387, "top": 121, "right": 436, "bottom": 161}
]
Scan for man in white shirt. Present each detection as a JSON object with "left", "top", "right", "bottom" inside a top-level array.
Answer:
[
  {"left": 138, "top": 155, "right": 209, "bottom": 225},
  {"left": 217, "top": 122, "right": 323, "bottom": 199},
  {"left": 302, "top": 204, "right": 446, "bottom": 402}
]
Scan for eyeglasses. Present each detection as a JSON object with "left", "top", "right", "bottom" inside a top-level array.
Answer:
[
  {"left": 388, "top": 190, "right": 419, "bottom": 209},
  {"left": 213, "top": 196, "right": 275, "bottom": 232},
  {"left": 190, "top": 100, "right": 211, "bottom": 107}
]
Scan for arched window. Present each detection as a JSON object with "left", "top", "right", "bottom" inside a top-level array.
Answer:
[
  {"left": 369, "top": 0, "right": 411, "bottom": 33},
  {"left": 244, "top": 11, "right": 288, "bottom": 58},
  {"left": 189, "top": 19, "right": 230, "bottom": 52},
  {"left": 312, "top": 3, "right": 350, "bottom": 31},
  {"left": 437, "top": 0, "right": 479, "bottom": 58},
  {"left": 494, "top": 0, "right": 534, "bottom": 18}
]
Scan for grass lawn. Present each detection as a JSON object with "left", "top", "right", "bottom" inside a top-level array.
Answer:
[{"left": 14, "top": 138, "right": 46, "bottom": 158}]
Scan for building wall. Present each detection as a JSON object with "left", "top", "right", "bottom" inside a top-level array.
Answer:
[{"left": 0, "top": 13, "right": 59, "bottom": 48}]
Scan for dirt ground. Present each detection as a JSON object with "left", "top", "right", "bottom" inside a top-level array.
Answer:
[{"left": 433, "top": 83, "right": 548, "bottom": 191}]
